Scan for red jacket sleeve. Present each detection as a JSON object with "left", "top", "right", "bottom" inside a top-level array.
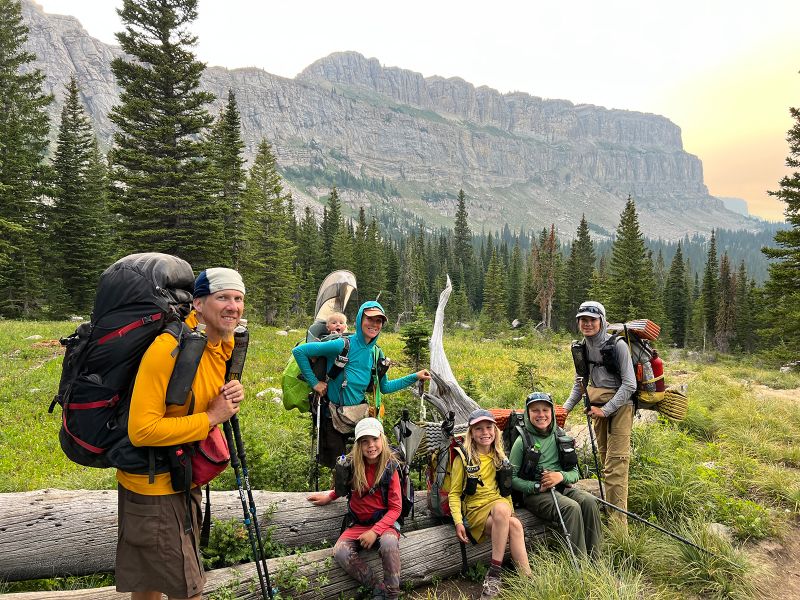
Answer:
[{"left": 371, "top": 468, "right": 402, "bottom": 536}]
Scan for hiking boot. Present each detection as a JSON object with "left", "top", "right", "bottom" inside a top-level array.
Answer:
[
  {"left": 371, "top": 585, "right": 387, "bottom": 599},
  {"left": 479, "top": 573, "right": 501, "bottom": 600}
]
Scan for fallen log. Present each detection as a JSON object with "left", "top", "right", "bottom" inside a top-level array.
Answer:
[
  {"left": 0, "top": 488, "right": 439, "bottom": 582},
  {"left": 5, "top": 510, "right": 550, "bottom": 600}
]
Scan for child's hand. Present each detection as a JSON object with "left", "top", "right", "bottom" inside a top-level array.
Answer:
[
  {"left": 307, "top": 492, "right": 332, "bottom": 506},
  {"left": 358, "top": 529, "right": 378, "bottom": 549},
  {"left": 313, "top": 381, "right": 328, "bottom": 396},
  {"left": 416, "top": 369, "right": 431, "bottom": 381},
  {"left": 454, "top": 523, "right": 469, "bottom": 543}
]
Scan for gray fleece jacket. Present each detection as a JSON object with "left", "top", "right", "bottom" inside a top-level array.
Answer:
[{"left": 563, "top": 315, "right": 637, "bottom": 417}]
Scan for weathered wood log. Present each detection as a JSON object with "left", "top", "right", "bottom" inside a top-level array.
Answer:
[
  {"left": 0, "top": 488, "right": 439, "bottom": 582},
  {"left": 4, "top": 510, "right": 550, "bottom": 600},
  {"left": 426, "top": 275, "right": 480, "bottom": 425}
]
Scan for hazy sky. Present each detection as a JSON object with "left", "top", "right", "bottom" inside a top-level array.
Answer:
[{"left": 34, "top": 0, "right": 800, "bottom": 221}]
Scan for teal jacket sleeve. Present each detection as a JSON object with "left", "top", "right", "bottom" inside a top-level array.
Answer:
[
  {"left": 379, "top": 372, "right": 419, "bottom": 394},
  {"left": 291, "top": 338, "right": 346, "bottom": 389},
  {"left": 509, "top": 437, "right": 537, "bottom": 495}
]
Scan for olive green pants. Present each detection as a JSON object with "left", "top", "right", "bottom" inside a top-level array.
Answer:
[{"left": 523, "top": 486, "right": 602, "bottom": 558}]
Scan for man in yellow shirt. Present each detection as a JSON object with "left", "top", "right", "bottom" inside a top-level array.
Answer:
[{"left": 115, "top": 267, "right": 246, "bottom": 600}]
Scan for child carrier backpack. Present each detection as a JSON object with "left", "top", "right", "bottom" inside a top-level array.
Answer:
[
  {"left": 281, "top": 331, "right": 350, "bottom": 413},
  {"left": 49, "top": 253, "right": 195, "bottom": 472}
]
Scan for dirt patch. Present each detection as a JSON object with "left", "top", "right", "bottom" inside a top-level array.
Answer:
[
  {"left": 408, "top": 577, "right": 483, "bottom": 599},
  {"left": 752, "top": 384, "right": 800, "bottom": 404},
  {"left": 750, "top": 524, "right": 800, "bottom": 597}
]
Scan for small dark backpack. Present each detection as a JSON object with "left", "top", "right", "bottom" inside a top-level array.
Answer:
[
  {"left": 49, "top": 253, "right": 195, "bottom": 473},
  {"left": 343, "top": 448, "right": 414, "bottom": 531}
]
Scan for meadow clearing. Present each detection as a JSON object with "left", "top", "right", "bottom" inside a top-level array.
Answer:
[{"left": 1, "top": 320, "right": 799, "bottom": 598}]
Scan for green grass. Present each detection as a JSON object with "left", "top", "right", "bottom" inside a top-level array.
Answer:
[{"left": 2, "top": 321, "right": 800, "bottom": 598}]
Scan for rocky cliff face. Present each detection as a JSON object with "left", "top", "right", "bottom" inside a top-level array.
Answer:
[{"left": 21, "top": 1, "right": 758, "bottom": 239}]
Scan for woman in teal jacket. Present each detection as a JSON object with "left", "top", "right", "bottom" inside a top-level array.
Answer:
[{"left": 293, "top": 301, "right": 430, "bottom": 463}]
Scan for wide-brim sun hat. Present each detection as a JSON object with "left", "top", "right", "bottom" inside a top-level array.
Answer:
[
  {"left": 467, "top": 409, "right": 497, "bottom": 427},
  {"left": 575, "top": 301, "right": 605, "bottom": 320},
  {"left": 354, "top": 417, "right": 384, "bottom": 441}
]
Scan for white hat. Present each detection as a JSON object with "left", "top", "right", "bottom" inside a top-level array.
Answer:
[
  {"left": 576, "top": 301, "right": 605, "bottom": 320},
  {"left": 354, "top": 417, "right": 383, "bottom": 441}
]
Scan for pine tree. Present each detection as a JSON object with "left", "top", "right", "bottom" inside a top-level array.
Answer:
[
  {"left": 0, "top": 0, "right": 52, "bottom": 316},
  {"left": 565, "top": 215, "right": 595, "bottom": 330},
  {"left": 322, "top": 187, "right": 342, "bottom": 273},
  {"left": 296, "top": 206, "right": 322, "bottom": 315},
  {"left": 506, "top": 240, "right": 523, "bottom": 322},
  {"left": 761, "top": 91, "right": 800, "bottom": 360},
  {"left": 606, "top": 197, "right": 655, "bottom": 321},
  {"left": 49, "top": 78, "right": 113, "bottom": 316},
  {"left": 532, "top": 225, "right": 558, "bottom": 329},
  {"left": 109, "top": 0, "right": 221, "bottom": 267},
  {"left": 702, "top": 230, "right": 720, "bottom": 346},
  {"left": 400, "top": 305, "right": 432, "bottom": 372},
  {"left": 452, "top": 189, "right": 474, "bottom": 302},
  {"left": 206, "top": 90, "right": 246, "bottom": 268},
  {"left": 715, "top": 253, "right": 736, "bottom": 352},
  {"left": 240, "top": 140, "right": 296, "bottom": 324},
  {"left": 733, "top": 262, "right": 755, "bottom": 352},
  {"left": 481, "top": 248, "right": 507, "bottom": 331},
  {"left": 663, "top": 242, "right": 688, "bottom": 347}
]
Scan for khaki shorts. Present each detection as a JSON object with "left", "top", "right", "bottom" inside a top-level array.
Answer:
[{"left": 116, "top": 484, "right": 204, "bottom": 598}]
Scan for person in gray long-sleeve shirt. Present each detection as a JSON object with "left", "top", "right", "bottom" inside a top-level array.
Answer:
[{"left": 562, "top": 300, "right": 636, "bottom": 528}]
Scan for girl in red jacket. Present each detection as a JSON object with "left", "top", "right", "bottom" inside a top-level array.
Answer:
[{"left": 308, "top": 418, "right": 402, "bottom": 599}]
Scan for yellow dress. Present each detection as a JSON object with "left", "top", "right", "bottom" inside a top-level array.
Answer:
[{"left": 448, "top": 452, "right": 513, "bottom": 543}]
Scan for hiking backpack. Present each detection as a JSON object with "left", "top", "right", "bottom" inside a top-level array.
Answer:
[
  {"left": 579, "top": 322, "right": 666, "bottom": 406},
  {"left": 282, "top": 333, "right": 351, "bottom": 413},
  {"left": 49, "top": 253, "right": 195, "bottom": 472},
  {"left": 343, "top": 447, "right": 414, "bottom": 530},
  {"left": 426, "top": 434, "right": 479, "bottom": 520},
  {"left": 282, "top": 335, "right": 390, "bottom": 413}
]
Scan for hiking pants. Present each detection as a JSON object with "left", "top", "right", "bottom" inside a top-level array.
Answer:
[
  {"left": 593, "top": 402, "right": 634, "bottom": 529},
  {"left": 333, "top": 533, "right": 401, "bottom": 599},
  {"left": 523, "top": 486, "right": 602, "bottom": 558}
]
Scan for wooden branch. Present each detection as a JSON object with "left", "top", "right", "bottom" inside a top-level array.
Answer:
[
  {"left": 0, "top": 488, "right": 439, "bottom": 582},
  {"left": 5, "top": 511, "right": 550, "bottom": 600},
  {"left": 427, "top": 275, "right": 480, "bottom": 425}
]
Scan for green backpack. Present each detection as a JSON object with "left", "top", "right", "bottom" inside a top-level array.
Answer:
[{"left": 281, "top": 336, "right": 351, "bottom": 413}]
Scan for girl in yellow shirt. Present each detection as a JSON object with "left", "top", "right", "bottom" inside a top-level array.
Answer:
[{"left": 449, "top": 409, "right": 531, "bottom": 599}]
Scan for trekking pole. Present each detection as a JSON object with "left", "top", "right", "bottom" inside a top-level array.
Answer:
[
  {"left": 550, "top": 488, "right": 581, "bottom": 571},
  {"left": 223, "top": 323, "right": 274, "bottom": 600},
  {"left": 311, "top": 393, "right": 322, "bottom": 492},
  {"left": 592, "top": 496, "right": 718, "bottom": 557},
  {"left": 578, "top": 376, "right": 604, "bottom": 501}
]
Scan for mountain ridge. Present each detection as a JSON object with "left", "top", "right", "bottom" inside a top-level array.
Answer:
[{"left": 20, "top": 0, "right": 760, "bottom": 240}]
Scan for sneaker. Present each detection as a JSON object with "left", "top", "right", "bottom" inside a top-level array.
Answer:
[{"left": 479, "top": 573, "right": 502, "bottom": 600}]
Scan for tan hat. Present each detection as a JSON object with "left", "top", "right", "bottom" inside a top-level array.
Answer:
[{"left": 363, "top": 307, "right": 387, "bottom": 322}]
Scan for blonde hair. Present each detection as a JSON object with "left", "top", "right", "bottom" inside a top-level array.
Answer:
[
  {"left": 463, "top": 422, "right": 506, "bottom": 468},
  {"left": 326, "top": 312, "right": 347, "bottom": 326},
  {"left": 349, "top": 431, "right": 396, "bottom": 495}
]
